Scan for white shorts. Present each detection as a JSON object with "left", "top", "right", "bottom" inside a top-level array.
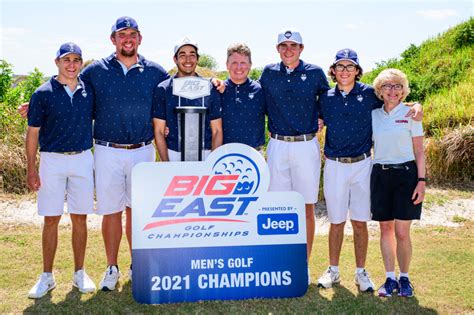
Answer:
[
  {"left": 168, "top": 149, "right": 211, "bottom": 161},
  {"left": 37, "top": 150, "right": 94, "bottom": 216},
  {"left": 94, "top": 144, "right": 155, "bottom": 215},
  {"left": 266, "top": 138, "right": 321, "bottom": 204},
  {"left": 323, "top": 157, "right": 372, "bottom": 224}
]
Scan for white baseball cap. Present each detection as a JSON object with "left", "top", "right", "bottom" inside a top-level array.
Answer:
[
  {"left": 277, "top": 28, "right": 303, "bottom": 45},
  {"left": 174, "top": 37, "right": 199, "bottom": 55}
]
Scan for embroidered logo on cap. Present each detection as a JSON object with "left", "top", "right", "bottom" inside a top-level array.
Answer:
[
  {"left": 68, "top": 43, "right": 75, "bottom": 52},
  {"left": 344, "top": 49, "right": 350, "bottom": 58},
  {"left": 125, "top": 18, "right": 131, "bottom": 27},
  {"left": 284, "top": 31, "right": 292, "bottom": 39}
]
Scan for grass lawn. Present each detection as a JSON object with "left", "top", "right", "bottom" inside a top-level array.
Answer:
[{"left": 1, "top": 222, "right": 472, "bottom": 314}]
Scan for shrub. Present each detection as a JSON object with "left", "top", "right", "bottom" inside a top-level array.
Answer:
[{"left": 425, "top": 126, "right": 474, "bottom": 183}]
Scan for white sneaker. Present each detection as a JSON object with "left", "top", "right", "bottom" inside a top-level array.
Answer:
[
  {"left": 317, "top": 267, "right": 341, "bottom": 288},
  {"left": 28, "top": 272, "right": 56, "bottom": 299},
  {"left": 99, "top": 265, "right": 120, "bottom": 291},
  {"left": 307, "top": 267, "right": 311, "bottom": 285},
  {"left": 355, "top": 269, "right": 375, "bottom": 292},
  {"left": 73, "top": 269, "right": 96, "bottom": 293},
  {"left": 128, "top": 265, "right": 132, "bottom": 282}
]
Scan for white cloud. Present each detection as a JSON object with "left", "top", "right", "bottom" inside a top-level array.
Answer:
[{"left": 416, "top": 9, "right": 457, "bottom": 20}]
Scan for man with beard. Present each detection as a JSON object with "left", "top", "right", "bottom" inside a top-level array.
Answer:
[
  {"left": 152, "top": 38, "right": 222, "bottom": 161},
  {"left": 81, "top": 16, "right": 169, "bottom": 291}
]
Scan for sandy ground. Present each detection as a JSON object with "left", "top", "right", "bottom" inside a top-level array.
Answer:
[{"left": 1, "top": 189, "right": 472, "bottom": 235}]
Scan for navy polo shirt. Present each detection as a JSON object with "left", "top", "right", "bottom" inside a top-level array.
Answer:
[
  {"left": 221, "top": 78, "right": 266, "bottom": 148},
  {"left": 81, "top": 53, "right": 169, "bottom": 144},
  {"left": 152, "top": 75, "right": 222, "bottom": 151},
  {"left": 28, "top": 77, "right": 94, "bottom": 152},
  {"left": 259, "top": 60, "right": 329, "bottom": 136},
  {"left": 319, "top": 82, "right": 382, "bottom": 157}
]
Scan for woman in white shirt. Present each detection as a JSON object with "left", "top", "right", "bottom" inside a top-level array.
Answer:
[{"left": 371, "top": 68, "right": 425, "bottom": 298}]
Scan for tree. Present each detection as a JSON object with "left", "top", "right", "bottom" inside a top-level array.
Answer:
[
  {"left": 198, "top": 54, "right": 218, "bottom": 70},
  {"left": 0, "top": 60, "right": 14, "bottom": 102}
]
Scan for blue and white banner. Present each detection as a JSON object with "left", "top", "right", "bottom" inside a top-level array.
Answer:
[{"left": 132, "top": 143, "right": 307, "bottom": 304}]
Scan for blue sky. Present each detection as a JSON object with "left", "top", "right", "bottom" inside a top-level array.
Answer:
[{"left": 0, "top": 0, "right": 472, "bottom": 76}]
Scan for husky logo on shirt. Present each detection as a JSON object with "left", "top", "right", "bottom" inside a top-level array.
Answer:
[
  {"left": 81, "top": 90, "right": 88, "bottom": 98},
  {"left": 300, "top": 74, "right": 307, "bottom": 81},
  {"left": 248, "top": 93, "right": 254, "bottom": 100},
  {"left": 357, "top": 95, "right": 363, "bottom": 102},
  {"left": 139, "top": 67, "right": 144, "bottom": 73}
]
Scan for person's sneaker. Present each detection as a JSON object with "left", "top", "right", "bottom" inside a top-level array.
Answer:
[
  {"left": 28, "top": 272, "right": 56, "bottom": 299},
  {"left": 73, "top": 269, "right": 96, "bottom": 293},
  {"left": 99, "top": 265, "right": 120, "bottom": 291},
  {"left": 307, "top": 267, "right": 311, "bottom": 285},
  {"left": 378, "top": 277, "right": 399, "bottom": 297},
  {"left": 355, "top": 269, "right": 375, "bottom": 292},
  {"left": 398, "top": 276, "right": 415, "bottom": 297},
  {"left": 128, "top": 264, "right": 132, "bottom": 282},
  {"left": 317, "top": 267, "right": 341, "bottom": 288}
]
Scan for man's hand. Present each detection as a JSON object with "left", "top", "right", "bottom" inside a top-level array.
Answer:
[
  {"left": 406, "top": 102, "right": 423, "bottom": 121},
  {"left": 27, "top": 169, "right": 41, "bottom": 191},
  {"left": 211, "top": 78, "right": 226, "bottom": 94},
  {"left": 318, "top": 118, "right": 324, "bottom": 133},
  {"left": 18, "top": 102, "right": 29, "bottom": 118}
]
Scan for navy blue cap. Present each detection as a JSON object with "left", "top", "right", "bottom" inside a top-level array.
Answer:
[
  {"left": 56, "top": 42, "right": 82, "bottom": 58},
  {"left": 333, "top": 48, "right": 359, "bottom": 65},
  {"left": 111, "top": 16, "right": 139, "bottom": 34}
]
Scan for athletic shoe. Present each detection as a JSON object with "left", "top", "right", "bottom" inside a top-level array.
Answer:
[
  {"left": 28, "top": 272, "right": 56, "bottom": 299},
  {"left": 307, "top": 267, "right": 311, "bottom": 285},
  {"left": 378, "top": 277, "right": 399, "bottom": 297},
  {"left": 355, "top": 269, "right": 375, "bottom": 292},
  {"left": 73, "top": 269, "right": 96, "bottom": 293},
  {"left": 128, "top": 264, "right": 132, "bottom": 282},
  {"left": 398, "top": 276, "right": 415, "bottom": 297},
  {"left": 99, "top": 265, "right": 120, "bottom": 291},
  {"left": 317, "top": 267, "right": 341, "bottom": 288}
]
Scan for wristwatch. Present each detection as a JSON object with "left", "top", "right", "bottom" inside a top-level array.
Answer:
[{"left": 418, "top": 178, "right": 426, "bottom": 182}]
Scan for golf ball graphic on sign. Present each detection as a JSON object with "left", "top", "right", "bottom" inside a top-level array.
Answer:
[{"left": 211, "top": 153, "right": 260, "bottom": 195}]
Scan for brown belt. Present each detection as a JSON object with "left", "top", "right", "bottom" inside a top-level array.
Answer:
[
  {"left": 271, "top": 133, "right": 316, "bottom": 142},
  {"left": 326, "top": 152, "right": 371, "bottom": 163},
  {"left": 95, "top": 139, "right": 152, "bottom": 150}
]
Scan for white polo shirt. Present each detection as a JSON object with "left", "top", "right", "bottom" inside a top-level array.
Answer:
[{"left": 372, "top": 103, "right": 424, "bottom": 164}]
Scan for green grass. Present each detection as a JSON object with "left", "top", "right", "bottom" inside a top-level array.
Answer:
[{"left": 1, "top": 222, "right": 473, "bottom": 313}]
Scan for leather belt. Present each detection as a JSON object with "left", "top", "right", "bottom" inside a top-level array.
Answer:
[
  {"left": 375, "top": 161, "right": 414, "bottom": 170},
  {"left": 326, "top": 152, "right": 371, "bottom": 164},
  {"left": 57, "top": 151, "right": 84, "bottom": 155},
  {"left": 271, "top": 133, "right": 316, "bottom": 142},
  {"left": 95, "top": 139, "right": 152, "bottom": 150}
]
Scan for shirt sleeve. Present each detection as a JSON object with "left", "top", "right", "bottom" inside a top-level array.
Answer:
[
  {"left": 209, "top": 88, "right": 222, "bottom": 120},
  {"left": 411, "top": 118, "right": 424, "bottom": 137},
  {"left": 27, "top": 92, "right": 45, "bottom": 127},
  {"left": 152, "top": 85, "right": 167, "bottom": 120}
]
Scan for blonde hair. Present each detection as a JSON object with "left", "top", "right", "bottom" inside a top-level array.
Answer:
[
  {"left": 226, "top": 43, "right": 252, "bottom": 64},
  {"left": 373, "top": 68, "right": 410, "bottom": 101}
]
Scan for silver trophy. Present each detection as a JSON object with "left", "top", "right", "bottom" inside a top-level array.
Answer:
[{"left": 172, "top": 77, "right": 211, "bottom": 161}]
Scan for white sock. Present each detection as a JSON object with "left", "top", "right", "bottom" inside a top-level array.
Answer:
[
  {"left": 386, "top": 271, "right": 396, "bottom": 280},
  {"left": 329, "top": 265, "right": 339, "bottom": 272},
  {"left": 356, "top": 267, "right": 365, "bottom": 274},
  {"left": 399, "top": 272, "right": 409, "bottom": 279}
]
